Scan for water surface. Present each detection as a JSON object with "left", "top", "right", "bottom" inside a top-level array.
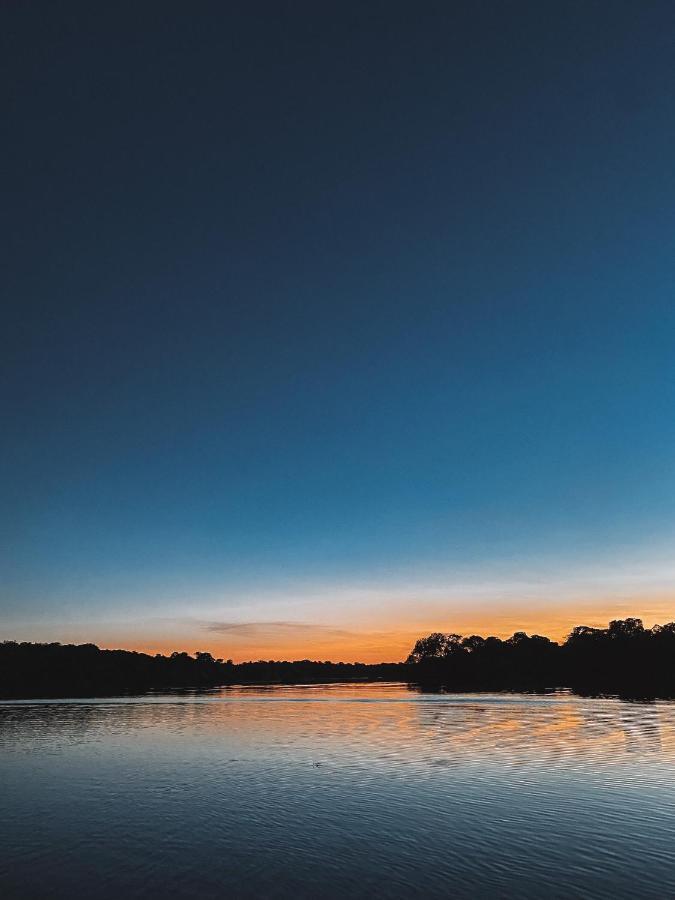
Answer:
[{"left": 2, "top": 684, "right": 675, "bottom": 898}]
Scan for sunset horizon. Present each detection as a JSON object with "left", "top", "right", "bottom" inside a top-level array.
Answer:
[
  {"left": 4, "top": 2, "right": 675, "bottom": 896},
  {"left": 11, "top": 597, "right": 675, "bottom": 664}
]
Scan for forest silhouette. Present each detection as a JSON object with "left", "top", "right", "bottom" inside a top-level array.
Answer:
[{"left": 2, "top": 618, "right": 675, "bottom": 699}]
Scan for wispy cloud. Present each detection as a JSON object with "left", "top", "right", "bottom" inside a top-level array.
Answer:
[{"left": 203, "top": 621, "right": 357, "bottom": 639}]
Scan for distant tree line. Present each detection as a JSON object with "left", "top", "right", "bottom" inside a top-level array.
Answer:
[
  {"left": 0, "top": 641, "right": 405, "bottom": 698},
  {"left": 2, "top": 618, "right": 675, "bottom": 698},
  {"left": 407, "top": 618, "right": 675, "bottom": 696}
]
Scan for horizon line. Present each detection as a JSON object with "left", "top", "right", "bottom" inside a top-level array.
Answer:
[{"left": 3, "top": 614, "right": 667, "bottom": 666}]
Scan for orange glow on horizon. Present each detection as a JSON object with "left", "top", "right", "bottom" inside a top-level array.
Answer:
[{"left": 113, "top": 597, "right": 675, "bottom": 664}]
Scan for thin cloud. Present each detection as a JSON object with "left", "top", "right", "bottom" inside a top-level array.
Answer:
[{"left": 203, "top": 621, "right": 357, "bottom": 639}]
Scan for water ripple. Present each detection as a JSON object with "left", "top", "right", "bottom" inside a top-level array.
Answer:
[{"left": 2, "top": 685, "right": 675, "bottom": 898}]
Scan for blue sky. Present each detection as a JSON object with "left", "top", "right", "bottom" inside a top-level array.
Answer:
[{"left": 3, "top": 2, "right": 675, "bottom": 658}]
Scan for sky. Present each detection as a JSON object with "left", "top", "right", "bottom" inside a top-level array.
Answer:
[{"left": 3, "top": 1, "right": 675, "bottom": 662}]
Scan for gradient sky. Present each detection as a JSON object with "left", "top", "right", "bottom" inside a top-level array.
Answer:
[{"left": 3, "top": 1, "right": 675, "bottom": 661}]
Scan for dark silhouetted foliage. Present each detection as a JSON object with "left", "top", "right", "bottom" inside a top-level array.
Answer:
[
  {"left": 2, "top": 618, "right": 675, "bottom": 698},
  {"left": 0, "top": 641, "right": 406, "bottom": 698},
  {"left": 407, "top": 618, "right": 675, "bottom": 697}
]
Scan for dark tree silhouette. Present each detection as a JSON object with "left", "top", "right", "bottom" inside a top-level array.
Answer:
[
  {"left": 407, "top": 633, "right": 463, "bottom": 663},
  {"left": 0, "top": 641, "right": 405, "bottom": 698},
  {"left": 408, "top": 618, "right": 675, "bottom": 697},
  {"left": 2, "top": 618, "right": 675, "bottom": 698}
]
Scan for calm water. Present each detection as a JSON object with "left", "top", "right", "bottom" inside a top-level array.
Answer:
[{"left": 2, "top": 684, "right": 675, "bottom": 899}]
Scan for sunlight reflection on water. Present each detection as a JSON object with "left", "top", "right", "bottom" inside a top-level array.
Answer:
[{"left": 2, "top": 684, "right": 675, "bottom": 898}]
